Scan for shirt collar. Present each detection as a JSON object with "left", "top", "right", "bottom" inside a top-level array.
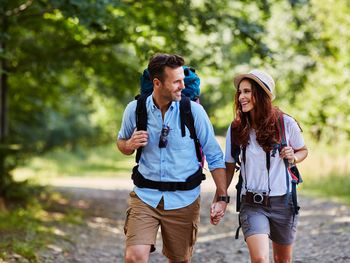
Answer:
[
  {"left": 148, "top": 94, "right": 158, "bottom": 112},
  {"left": 148, "top": 93, "right": 176, "bottom": 112}
]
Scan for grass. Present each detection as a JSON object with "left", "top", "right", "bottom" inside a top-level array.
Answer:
[
  {"left": 0, "top": 186, "right": 84, "bottom": 262},
  {"left": 297, "top": 140, "right": 350, "bottom": 178},
  {"left": 299, "top": 173, "right": 350, "bottom": 203},
  {"left": 289, "top": 139, "right": 350, "bottom": 204},
  {"left": 0, "top": 205, "right": 51, "bottom": 260},
  {"left": 13, "top": 143, "right": 134, "bottom": 182}
]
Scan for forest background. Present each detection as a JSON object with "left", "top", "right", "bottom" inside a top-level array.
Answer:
[{"left": 0, "top": 0, "right": 350, "bottom": 260}]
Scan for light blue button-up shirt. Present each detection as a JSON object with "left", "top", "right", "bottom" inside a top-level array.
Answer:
[{"left": 118, "top": 94, "right": 225, "bottom": 210}]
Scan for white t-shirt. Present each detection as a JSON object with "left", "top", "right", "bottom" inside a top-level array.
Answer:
[{"left": 225, "top": 115, "right": 305, "bottom": 196}]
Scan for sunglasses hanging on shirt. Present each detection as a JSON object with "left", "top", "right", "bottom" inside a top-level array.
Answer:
[{"left": 159, "top": 125, "right": 170, "bottom": 148}]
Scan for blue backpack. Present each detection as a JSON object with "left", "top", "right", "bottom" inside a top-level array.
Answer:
[{"left": 140, "top": 66, "right": 201, "bottom": 101}]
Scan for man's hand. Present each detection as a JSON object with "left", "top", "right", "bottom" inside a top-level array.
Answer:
[
  {"left": 210, "top": 201, "right": 227, "bottom": 225},
  {"left": 127, "top": 129, "right": 149, "bottom": 150},
  {"left": 117, "top": 129, "right": 148, "bottom": 155},
  {"left": 209, "top": 168, "right": 228, "bottom": 225}
]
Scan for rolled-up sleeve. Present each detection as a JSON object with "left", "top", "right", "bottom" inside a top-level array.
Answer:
[
  {"left": 285, "top": 115, "right": 305, "bottom": 150},
  {"left": 117, "top": 101, "right": 137, "bottom": 140},
  {"left": 191, "top": 103, "right": 225, "bottom": 171},
  {"left": 225, "top": 125, "right": 235, "bottom": 163}
]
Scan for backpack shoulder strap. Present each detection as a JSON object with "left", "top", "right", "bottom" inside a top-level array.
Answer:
[
  {"left": 278, "top": 114, "right": 287, "bottom": 147},
  {"left": 230, "top": 122, "right": 241, "bottom": 167},
  {"left": 278, "top": 113, "right": 301, "bottom": 214},
  {"left": 135, "top": 94, "right": 148, "bottom": 163},
  {"left": 278, "top": 113, "right": 290, "bottom": 168},
  {"left": 277, "top": 113, "right": 289, "bottom": 166},
  {"left": 180, "top": 95, "right": 192, "bottom": 137},
  {"left": 180, "top": 95, "right": 202, "bottom": 163},
  {"left": 229, "top": 122, "right": 244, "bottom": 213}
]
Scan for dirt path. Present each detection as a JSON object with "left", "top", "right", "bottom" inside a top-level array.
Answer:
[{"left": 33, "top": 178, "right": 350, "bottom": 263}]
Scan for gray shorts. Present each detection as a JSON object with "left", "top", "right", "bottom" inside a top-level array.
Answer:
[{"left": 239, "top": 194, "right": 299, "bottom": 245}]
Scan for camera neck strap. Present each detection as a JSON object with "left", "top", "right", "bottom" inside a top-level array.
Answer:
[{"left": 242, "top": 146, "right": 272, "bottom": 194}]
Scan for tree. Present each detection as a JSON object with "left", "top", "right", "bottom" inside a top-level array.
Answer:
[
  {"left": 0, "top": 0, "right": 198, "bottom": 200},
  {"left": 260, "top": 0, "right": 350, "bottom": 143}
]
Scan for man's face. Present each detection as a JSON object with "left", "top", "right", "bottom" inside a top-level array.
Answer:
[{"left": 158, "top": 66, "right": 185, "bottom": 102}]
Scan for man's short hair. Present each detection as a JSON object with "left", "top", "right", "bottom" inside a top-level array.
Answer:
[{"left": 148, "top": 54, "right": 185, "bottom": 82}]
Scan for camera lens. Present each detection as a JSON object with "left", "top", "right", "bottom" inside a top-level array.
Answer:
[{"left": 253, "top": 193, "right": 263, "bottom": 204}]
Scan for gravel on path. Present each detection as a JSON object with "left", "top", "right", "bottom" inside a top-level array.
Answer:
[{"left": 28, "top": 181, "right": 350, "bottom": 263}]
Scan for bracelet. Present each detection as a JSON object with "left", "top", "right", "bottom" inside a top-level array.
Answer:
[
  {"left": 293, "top": 155, "right": 298, "bottom": 164},
  {"left": 217, "top": 195, "right": 230, "bottom": 203}
]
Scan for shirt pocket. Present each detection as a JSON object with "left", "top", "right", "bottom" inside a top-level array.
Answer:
[{"left": 168, "top": 128, "right": 194, "bottom": 150}]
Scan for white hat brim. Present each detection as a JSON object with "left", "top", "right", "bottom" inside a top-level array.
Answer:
[{"left": 233, "top": 74, "right": 275, "bottom": 101}]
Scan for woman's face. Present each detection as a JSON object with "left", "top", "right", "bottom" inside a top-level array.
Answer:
[{"left": 238, "top": 79, "right": 255, "bottom": 112}]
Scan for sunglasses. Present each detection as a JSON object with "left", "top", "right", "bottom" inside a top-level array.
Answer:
[{"left": 159, "top": 125, "right": 170, "bottom": 148}]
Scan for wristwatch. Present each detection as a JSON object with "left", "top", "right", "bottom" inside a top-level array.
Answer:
[{"left": 217, "top": 195, "right": 230, "bottom": 203}]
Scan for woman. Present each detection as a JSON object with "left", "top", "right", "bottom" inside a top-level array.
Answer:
[{"left": 225, "top": 70, "right": 308, "bottom": 263}]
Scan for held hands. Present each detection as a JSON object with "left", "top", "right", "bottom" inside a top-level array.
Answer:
[
  {"left": 279, "top": 146, "right": 295, "bottom": 164},
  {"left": 210, "top": 201, "right": 227, "bottom": 225},
  {"left": 127, "top": 129, "right": 148, "bottom": 151}
]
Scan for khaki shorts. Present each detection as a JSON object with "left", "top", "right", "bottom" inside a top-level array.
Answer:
[{"left": 124, "top": 191, "right": 200, "bottom": 262}]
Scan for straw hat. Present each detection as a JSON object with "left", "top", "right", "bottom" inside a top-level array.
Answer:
[{"left": 233, "top": 69, "right": 275, "bottom": 101}]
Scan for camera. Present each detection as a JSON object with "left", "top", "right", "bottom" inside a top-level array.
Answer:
[
  {"left": 246, "top": 190, "right": 269, "bottom": 206},
  {"left": 253, "top": 192, "right": 264, "bottom": 204}
]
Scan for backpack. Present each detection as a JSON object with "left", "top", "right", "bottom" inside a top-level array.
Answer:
[
  {"left": 135, "top": 66, "right": 204, "bottom": 166},
  {"left": 140, "top": 66, "right": 200, "bottom": 101},
  {"left": 232, "top": 114, "right": 303, "bottom": 239},
  {"left": 131, "top": 66, "right": 206, "bottom": 191}
]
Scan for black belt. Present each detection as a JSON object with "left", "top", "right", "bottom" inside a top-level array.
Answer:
[
  {"left": 242, "top": 192, "right": 270, "bottom": 207},
  {"left": 131, "top": 165, "right": 205, "bottom": 191}
]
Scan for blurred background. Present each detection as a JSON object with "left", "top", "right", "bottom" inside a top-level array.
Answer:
[{"left": 1, "top": 0, "right": 350, "bottom": 260}]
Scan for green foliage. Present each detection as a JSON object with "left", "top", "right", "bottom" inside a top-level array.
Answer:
[
  {"left": 295, "top": 0, "right": 350, "bottom": 143},
  {"left": 3, "top": 0, "right": 141, "bottom": 154},
  {"left": 2, "top": 0, "right": 350, "bottom": 145},
  {"left": 0, "top": 1, "right": 200, "bottom": 191},
  {"left": 1, "top": 0, "right": 278, "bottom": 189},
  {"left": 252, "top": 0, "right": 350, "bottom": 143},
  {"left": 0, "top": 186, "right": 83, "bottom": 261},
  {"left": 187, "top": 0, "right": 273, "bottom": 117}
]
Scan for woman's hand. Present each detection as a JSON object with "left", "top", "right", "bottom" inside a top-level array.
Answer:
[{"left": 279, "top": 146, "right": 295, "bottom": 164}]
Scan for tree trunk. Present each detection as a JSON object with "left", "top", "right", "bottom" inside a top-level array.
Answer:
[
  {"left": 0, "top": 17, "right": 8, "bottom": 143},
  {"left": 0, "top": 16, "right": 9, "bottom": 204},
  {"left": 0, "top": 197, "right": 7, "bottom": 213}
]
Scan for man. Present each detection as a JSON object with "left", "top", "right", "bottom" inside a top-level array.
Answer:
[{"left": 117, "top": 53, "right": 228, "bottom": 263}]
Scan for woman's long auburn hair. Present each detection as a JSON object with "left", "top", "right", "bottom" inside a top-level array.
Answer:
[{"left": 231, "top": 78, "right": 282, "bottom": 152}]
